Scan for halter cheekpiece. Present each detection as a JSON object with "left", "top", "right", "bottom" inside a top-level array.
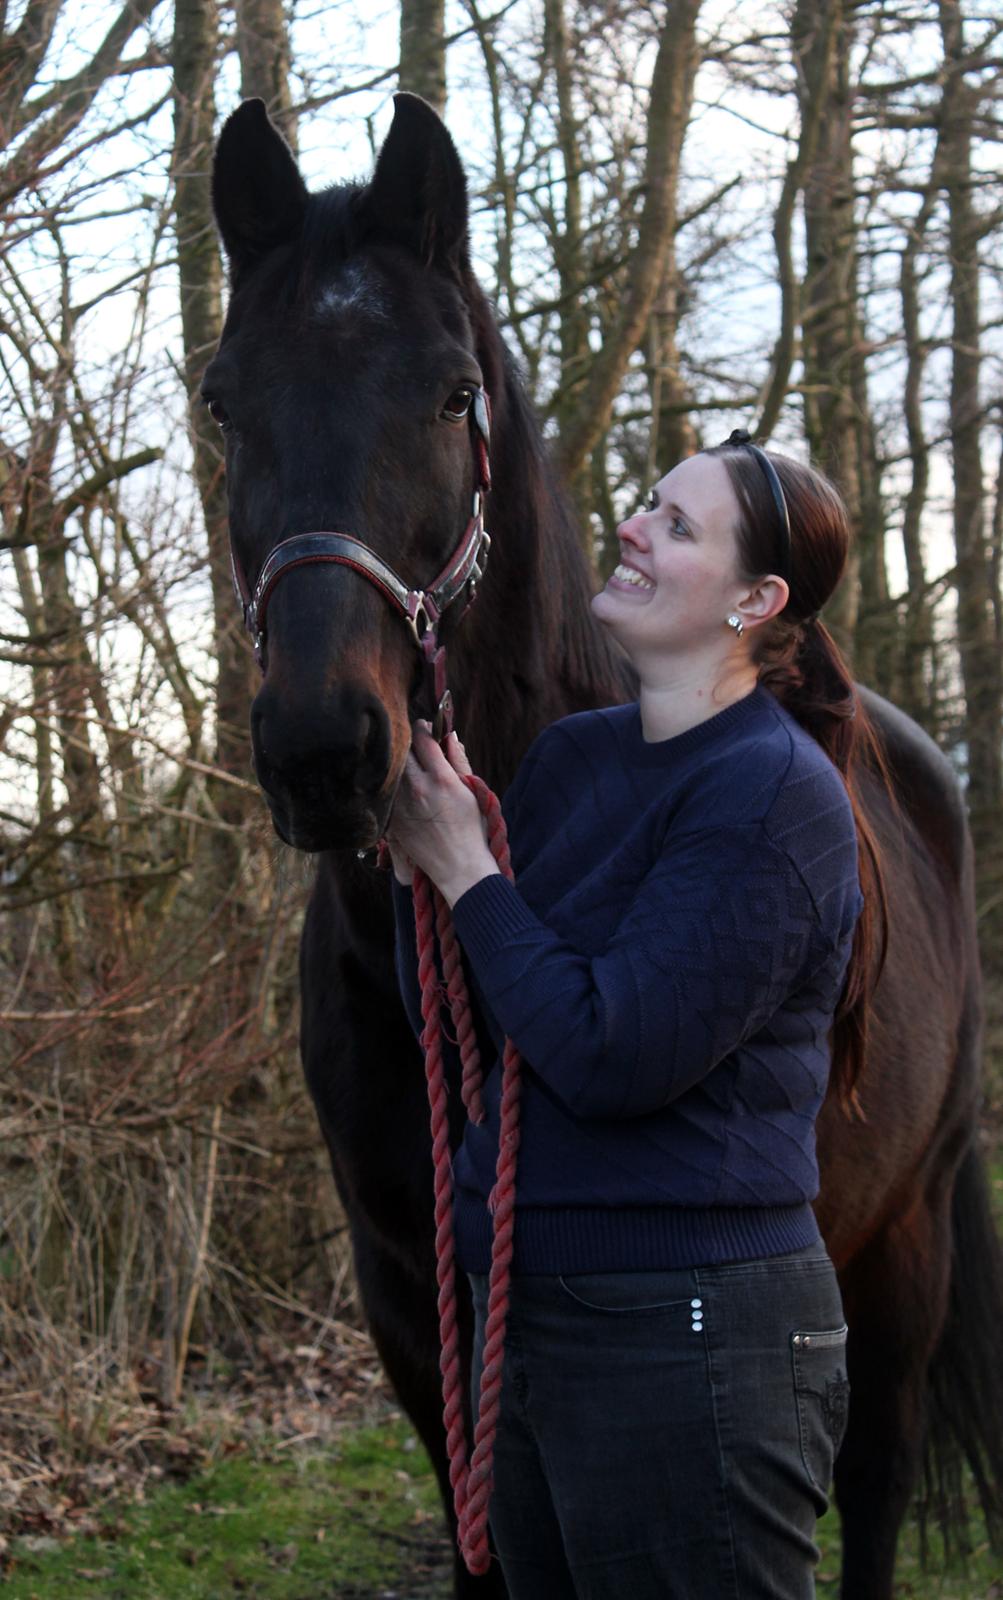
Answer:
[{"left": 229, "top": 389, "right": 493, "bottom": 740}]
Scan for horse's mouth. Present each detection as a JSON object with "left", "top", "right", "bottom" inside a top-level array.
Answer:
[{"left": 265, "top": 793, "right": 392, "bottom": 854}]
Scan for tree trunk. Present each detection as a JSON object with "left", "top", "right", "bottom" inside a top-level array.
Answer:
[
  {"left": 897, "top": 155, "right": 942, "bottom": 731},
  {"left": 851, "top": 354, "right": 893, "bottom": 695},
  {"left": 399, "top": 0, "right": 446, "bottom": 117},
  {"left": 235, "top": 0, "right": 297, "bottom": 152},
  {"left": 544, "top": 0, "right": 591, "bottom": 519},
  {"left": 799, "top": 0, "right": 866, "bottom": 650},
  {"left": 173, "top": 0, "right": 252, "bottom": 823},
  {"left": 938, "top": 0, "right": 1002, "bottom": 852},
  {"left": 651, "top": 256, "right": 697, "bottom": 475},
  {"left": 555, "top": 0, "right": 703, "bottom": 486},
  {"left": 757, "top": 0, "right": 838, "bottom": 443}
]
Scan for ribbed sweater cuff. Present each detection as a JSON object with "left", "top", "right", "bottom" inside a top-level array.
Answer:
[{"left": 451, "top": 873, "right": 542, "bottom": 971}]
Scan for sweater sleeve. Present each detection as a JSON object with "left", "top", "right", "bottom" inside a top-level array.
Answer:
[{"left": 450, "top": 823, "right": 844, "bottom": 1119}]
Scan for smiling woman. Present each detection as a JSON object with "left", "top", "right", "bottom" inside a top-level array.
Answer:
[
  {"left": 591, "top": 451, "right": 788, "bottom": 732},
  {"left": 387, "top": 434, "right": 889, "bottom": 1599}
]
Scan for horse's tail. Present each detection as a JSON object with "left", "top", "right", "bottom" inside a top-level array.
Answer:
[{"left": 920, "top": 1139, "right": 1003, "bottom": 1558}]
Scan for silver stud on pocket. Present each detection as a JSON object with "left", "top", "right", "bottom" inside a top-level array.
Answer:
[{"left": 690, "top": 1297, "right": 703, "bottom": 1333}]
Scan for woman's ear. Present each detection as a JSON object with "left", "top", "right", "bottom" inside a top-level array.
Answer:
[{"left": 733, "top": 575, "right": 790, "bottom": 632}]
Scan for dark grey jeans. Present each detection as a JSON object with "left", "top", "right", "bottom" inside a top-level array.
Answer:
[{"left": 468, "top": 1243, "right": 848, "bottom": 1599}]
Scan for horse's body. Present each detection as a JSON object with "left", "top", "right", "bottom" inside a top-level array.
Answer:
[{"left": 207, "top": 95, "right": 1003, "bottom": 1599}]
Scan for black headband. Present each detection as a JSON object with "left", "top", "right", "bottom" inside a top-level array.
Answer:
[{"left": 724, "top": 428, "right": 792, "bottom": 586}]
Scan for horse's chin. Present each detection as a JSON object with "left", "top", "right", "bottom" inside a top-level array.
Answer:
[{"left": 268, "top": 798, "right": 391, "bottom": 854}]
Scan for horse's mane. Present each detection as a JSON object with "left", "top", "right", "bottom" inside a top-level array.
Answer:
[
  {"left": 463, "top": 281, "right": 633, "bottom": 722},
  {"left": 302, "top": 183, "right": 366, "bottom": 256}
]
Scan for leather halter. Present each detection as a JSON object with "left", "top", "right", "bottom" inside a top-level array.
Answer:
[{"left": 229, "top": 389, "right": 493, "bottom": 739}]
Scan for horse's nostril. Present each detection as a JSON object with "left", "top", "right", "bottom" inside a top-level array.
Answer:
[
  {"left": 251, "top": 683, "right": 392, "bottom": 803},
  {"left": 362, "top": 708, "right": 381, "bottom": 761},
  {"left": 355, "top": 705, "right": 390, "bottom": 793}
]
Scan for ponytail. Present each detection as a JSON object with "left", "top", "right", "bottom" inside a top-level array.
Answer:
[
  {"left": 757, "top": 616, "right": 891, "bottom": 1114},
  {"left": 707, "top": 441, "right": 893, "bottom": 1116}
]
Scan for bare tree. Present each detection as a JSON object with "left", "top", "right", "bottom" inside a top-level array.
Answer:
[
  {"left": 172, "top": 0, "right": 252, "bottom": 826},
  {"left": 235, "top": 0, "right": 298, "bottom": 150},
  {"left": 0, "top": 0, "right": 162, "bottom": 211},
  {"left": 938, "top": 0, "right": 1002, "bottom": 851},
  {"left": 400, "top": 0, "right": 447, "bottom": 115},
  {"left": 555, "top": 0, "right": 703, "bottom": 489}
]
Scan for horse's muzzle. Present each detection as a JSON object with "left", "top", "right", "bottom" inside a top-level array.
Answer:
[{"left": 250, "top": 682, "right": 395, "bottom": 850}]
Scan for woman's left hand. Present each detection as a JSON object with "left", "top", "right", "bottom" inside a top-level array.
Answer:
[{"left": 385, "top": 722, "right": 501, "bottom": 907}]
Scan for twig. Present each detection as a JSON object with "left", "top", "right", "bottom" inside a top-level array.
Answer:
[{"left": 173, "top": 1104, "right": 223, "bottom": 1406}]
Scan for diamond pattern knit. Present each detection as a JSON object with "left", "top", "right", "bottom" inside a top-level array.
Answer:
[{"left": 393, "top": 685, "right": 863, "bottom": 1274}]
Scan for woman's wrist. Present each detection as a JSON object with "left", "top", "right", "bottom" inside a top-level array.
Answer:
[{"left": 437, "top": 847, "right": 502, "bottom": 909}]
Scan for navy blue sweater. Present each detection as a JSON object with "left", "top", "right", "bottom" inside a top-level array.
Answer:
[{"left": 393, "top": 685, "right": 863, "bottom": 1275}]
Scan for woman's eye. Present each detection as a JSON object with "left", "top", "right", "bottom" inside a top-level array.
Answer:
[
  {"left": 205, "top": 397, "right": 230, "bottom": 428},
  {"left": 442, "top": 387, "right": 474, "bottom": 422},
  {"left": 672, "top": 517, "right": 690, "bottom": 538}
]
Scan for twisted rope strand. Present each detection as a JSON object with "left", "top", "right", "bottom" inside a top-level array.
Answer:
[
  {"left": 435, "top": 884, "right": 486, "bottom": 1125},
  {"left": 413, "top": 772, "right": 521, "bottom": 1577},
  {"left": 414, "top": 871, "right": 470, "bottom": 1511}
]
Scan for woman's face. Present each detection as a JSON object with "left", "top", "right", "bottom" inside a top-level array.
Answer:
[{"left": 591, "top": 454, "right": 747, "bottom": 662}]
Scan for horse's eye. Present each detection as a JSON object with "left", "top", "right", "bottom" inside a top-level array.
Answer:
[
  {"left": 205, "top": 396, "right": 230, "bottom": 428},
  {"left": 442, "top": 387, "right": 474, "bottom": 422}
]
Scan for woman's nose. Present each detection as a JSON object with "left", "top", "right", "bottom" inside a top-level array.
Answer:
[{"left": 617, "top": 511, "right": 648, "bottom": 547}]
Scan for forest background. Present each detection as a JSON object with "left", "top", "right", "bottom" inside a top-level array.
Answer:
[{"left": 1, "top": 0, "right": 1001, "bottom": 1561}]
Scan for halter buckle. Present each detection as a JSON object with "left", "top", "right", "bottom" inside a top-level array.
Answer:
[
  {"left": 432, "top": 688, "right": 454, "bottom": 743},
  {"left": 471, "top": 529, "right": 491, "bottom": 586},
  {"left": 406, "top": 593, "right": 433, "bottom": 648}
]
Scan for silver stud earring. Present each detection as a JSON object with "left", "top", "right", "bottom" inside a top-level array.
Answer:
[{"left": 726, "top": 613, "right": 744, "bottom": 638}]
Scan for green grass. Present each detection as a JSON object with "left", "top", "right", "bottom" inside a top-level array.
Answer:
[
  {"left": 2, "top": 1416, "right": 450, "bottom": 1600},
  {"left": 6, "top": 1416, "right": 1000, "bottom": 1599},
  {"left": 817, "top": 1505, "right": 1001, "bottom": 1598},
  {"left": 5, "top": 1151, "right": 1001, "bottom": 1598}
]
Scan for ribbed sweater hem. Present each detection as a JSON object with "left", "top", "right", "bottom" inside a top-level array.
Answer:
[{"left": 454, "top": 1192, "right": 821, "bottom": 1275}]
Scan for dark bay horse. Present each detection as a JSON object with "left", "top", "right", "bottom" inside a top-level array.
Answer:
[{"left": 205, "top": 94, "right": 1003, "bottom": 1600}]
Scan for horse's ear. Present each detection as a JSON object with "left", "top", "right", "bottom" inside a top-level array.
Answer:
[
  {"left": 212, "top": 98, "right": 308, "bottom": 279},
  {"left": 361, "top": 93, "right": 469, "bottom": 274}
]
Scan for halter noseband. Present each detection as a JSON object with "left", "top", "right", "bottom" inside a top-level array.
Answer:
[{"left": 229, "top": 389, "right": 492, "bottom": 740}]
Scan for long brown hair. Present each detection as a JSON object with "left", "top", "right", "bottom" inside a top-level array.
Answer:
[{"left": 706, "top": 441, "right": 891, "bottom": 1114}]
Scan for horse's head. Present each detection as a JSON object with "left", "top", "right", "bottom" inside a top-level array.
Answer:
[{"left": 206, "top": 95, "right": 495, "bottom": 851}]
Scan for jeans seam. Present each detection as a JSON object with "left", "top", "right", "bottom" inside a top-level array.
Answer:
[{"left": 695, "top": 1270, "right": 742, "bottom": 1600}]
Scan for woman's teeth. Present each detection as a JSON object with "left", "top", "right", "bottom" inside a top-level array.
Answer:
[{"left": 612, "top": 563, "right": 655, "bottom": 591}]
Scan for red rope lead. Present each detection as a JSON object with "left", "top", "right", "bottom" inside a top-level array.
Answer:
[{"left": 413, "top": 773, "right": 521, "bottom": 1577}]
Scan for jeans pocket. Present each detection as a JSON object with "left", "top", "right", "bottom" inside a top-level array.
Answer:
[
  {"left": 557, "top": 1271, "right": 694, "bottom": 1316},
  {"left": 791, "top": 1324, "right": 850, "bottom": 1495}
]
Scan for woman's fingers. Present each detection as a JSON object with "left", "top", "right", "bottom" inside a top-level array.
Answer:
[
  {"left": 409, "top": 720, "right": 447, "bottom": 775},
  {"left": 411, "top": 720, "right": 474, "bottom": 782},
  {"left": 445, "top": 730, "right": 473, "bottom": 777},
  {"left": 409, "top": 721, "right": 470, "bottom": 796}
]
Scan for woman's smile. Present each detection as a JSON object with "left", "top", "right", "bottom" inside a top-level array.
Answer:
[{"left": 607, "top": 560, "right": 656, "bottom": 598}]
